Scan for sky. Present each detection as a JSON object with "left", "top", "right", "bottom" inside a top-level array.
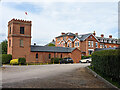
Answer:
[{"left": 0, "top": 0, "right": 119, "bottom": 45}]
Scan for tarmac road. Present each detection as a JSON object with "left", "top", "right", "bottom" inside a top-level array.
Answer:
[{"left": 1, "top": 63, "right": 114, "bottom": 88}]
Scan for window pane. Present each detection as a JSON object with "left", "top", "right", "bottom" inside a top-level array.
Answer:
[
  {"left": 36, "top": 53, "right": 38, "bottom": 58},
  {"left": 20, "top": 40, "right": 23, "bottom": 47},
  {"left": 20, "top": 27, "right": 24, "bottom": 34},
  {"left": 9, "top": 27, "right": 11, "bottom": 34},
  {"left": 49, "top": 54, "right": 51, "bottom": 59},
  {"left": 9, "top": 40, "right": 11, "bottom": 47}
]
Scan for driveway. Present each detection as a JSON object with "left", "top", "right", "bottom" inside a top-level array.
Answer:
[{"left": 1, "top": 63, "right": 114, "bottom": 88}]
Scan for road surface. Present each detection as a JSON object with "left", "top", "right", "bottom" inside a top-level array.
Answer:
[{"left": 1, "top": 63, "right": 114, "bottom": 88}]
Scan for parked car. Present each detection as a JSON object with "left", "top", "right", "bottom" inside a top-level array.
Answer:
[
  {"left": 60, "top": 57, "right": 73, "bottom": 64},
  {"left": 79, "top": 58, "right": 92, "bottom": 63}
]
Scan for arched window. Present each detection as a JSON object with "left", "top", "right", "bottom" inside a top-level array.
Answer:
[
  {"left": 61, "top": 54, "right": 62, "bottom": 58},
  {"left": 36, "top": 53, "right": 38, "bottom": 59},
  {"left": 49, "top": 54, "right": 51, "bottom": 59}
]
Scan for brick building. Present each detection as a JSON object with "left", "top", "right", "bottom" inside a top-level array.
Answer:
[
  {"left": 55, "top": 32, "right": 120, "bottom": 56},
  {"left": 7, "top": 19, "right": 81, "bottom": 63}
]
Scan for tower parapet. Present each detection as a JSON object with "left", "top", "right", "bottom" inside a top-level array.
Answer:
[{"left": 8, "top": 18, "right": 32, "bottom": 26}]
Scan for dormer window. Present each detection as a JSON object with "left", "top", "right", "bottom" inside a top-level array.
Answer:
[
  {"left": 101, "top": 39, "right": 103, "bottom": 42},
  {"left": 113, "top": 41, "right": 116, "bottom": 43},
  {"left": 103, "top": 39, "right": 104, "bottom": 42},
  {"left": 20, "top": 27, "right": 24, "bottom": 34},
  {"left": 57, "top": 38, "right": 60, "bottom": 41},
  {"left": 109, "top": 40, "right": 111, "bottom": 43},
  {"left": 67, "top": 42, "right": 70, "bottom": 47},
  {"left": 104, "top": 39, "right": 107, "bottom": 43},
  {"left": 70, "top": 42, "right": 72, "bottom": 47},
  {"left": 77, "top": 41, "right": 79, "bottom": 47},
  {"left": 75, "top": 41, "right": 77, "bottom": 47},
  {"left": 111, "top": 40, "right": 113, "bottom": 43}
]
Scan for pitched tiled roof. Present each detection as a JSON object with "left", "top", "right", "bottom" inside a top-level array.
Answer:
[
  {"left": 78, "top": 33, "right": 92, "bottom": 41},
  {"left": 96, "top": 36, "right": 118, "bottom": 41},
  {"left": 31, "top": 45, "right": 76, "bottom": 53},
  {"left": 56, "top": 32, "right": 76, "bottom": 38}
]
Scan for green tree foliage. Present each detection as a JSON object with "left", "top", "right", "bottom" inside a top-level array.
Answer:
[
  {"left": 0, "top": 40, "right": 8, "bottom": 54},
  {"left": 48, "top": 43, "right": 55, "bottom": 46},
  {"left": 2, "top": 54, "right": 12, "bottom": 64}
]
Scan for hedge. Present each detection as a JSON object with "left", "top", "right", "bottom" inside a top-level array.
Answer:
[
  {"left": 18, "top": 58, "right": 26, "bottom": 65},
  {"left": 91, "top": 50, "right": 120, "bottom": 83},
  {"left": 2, "top": 54, "right": 12, "bottom": 64},
  {"left": 51, "top": 58, "right": 62, "bottom": 64}
]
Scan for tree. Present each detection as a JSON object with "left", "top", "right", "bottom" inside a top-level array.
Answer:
[
  {"left": 48, "top": 43, "right": 55, "bottom": 46},
  {"left": 0, "top": 40, "right": 8, "bottom": 54}
]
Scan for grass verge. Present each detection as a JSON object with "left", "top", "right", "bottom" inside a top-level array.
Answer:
[{"left": 88, "top": 66, "right": 120, "bottom": 88}]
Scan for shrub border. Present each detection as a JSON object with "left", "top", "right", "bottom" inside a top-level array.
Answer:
[{"left": 86, "top": 66, "right": 119, "bottom": 90}]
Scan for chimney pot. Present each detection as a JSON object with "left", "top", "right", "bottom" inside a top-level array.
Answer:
[
  {"left": 93, "top": 31, "right": 96, "bottom": 36},
  {"left": 101, "top": 34, "right": 104, "bottom": 38},
  {"left": 75, "top": 33, "right": 78, "bottom": 36},
  {"left": 61, "top": 32, "right": 65, "bottom": 35},
  {"left": 109, "top": 35, "right": 112, "bottom": 38}
]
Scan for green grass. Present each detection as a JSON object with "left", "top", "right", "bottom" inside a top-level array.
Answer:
[{"left": 88, "top": 66, "right": 120, "bottom": 88}]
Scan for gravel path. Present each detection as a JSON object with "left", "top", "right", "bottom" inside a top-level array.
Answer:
[{"left": 1, "top": 64, "right": 114, "bottom": 88}]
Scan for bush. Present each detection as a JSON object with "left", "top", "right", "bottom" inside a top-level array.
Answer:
[
  {"left": 10, "top": 59, "right": 18, "bottom": 65},
  {"left": 51, "top": 58, "right": 62, "bottom": 64},
  {"left": 91, "top": 50, "right": 120, "bottom": 83},
  {"left": 81, "top": 55, "right": 91, "bottom": 59},
  {"left": 18, "top": 58, "right": 26, "bottom": 65},
  {"left": 2, "top": 54, "right": 12, "bottom": 64}
]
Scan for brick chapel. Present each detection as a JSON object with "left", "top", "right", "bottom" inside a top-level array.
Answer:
[{"left": 7, "top": 19, "right": 81, "bottom": 63}]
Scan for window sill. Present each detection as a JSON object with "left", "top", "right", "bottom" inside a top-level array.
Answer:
[{"left": 20, "top": 46, "right": 24, "bottom": 48}]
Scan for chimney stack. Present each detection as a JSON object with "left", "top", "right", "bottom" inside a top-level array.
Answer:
[
  {"left": 75, "top": 33, "right": 78, "bottom": 36},
  {"left": 93, "top": 31, "right": 96, "bottom": 36},
  {"left": 101, "top": 34, "right": 104, "bottom": 38},
  {"left": 109, "top": 35, "right": 112, "bottom": 38},
  {"left": 61, "top": 32, "right": 65, "bottom": 35}
]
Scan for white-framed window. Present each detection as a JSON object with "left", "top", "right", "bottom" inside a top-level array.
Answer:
[
  {"left": 114, "top": 46, "right": 116, "bottom": 48},
  {"left": 75, "top": 41, "right": 77, "bottom": 47},
  {"left": 95, "top": 42, "right": 98, "bottom": 48},
  {"left": 103, "top": 45, "right": 104, "bottom": 48},
  {"left": 109, "top": 40, "right": 111, "bottom": 43},
  {"left": 77, "top": 41, "right": 79, "bottom": 47},
  {"left": 91, "top": 41, "right": 93, "bottom": 47},
  {"left": 62, "top": 42, "right": 65, "bottom": 47},
  {"left": 57, "top": 38, "right": 60, "bottom": 41},
  {"left": 105, "top": 45, "right": 107, "bottom": 48},
  {"left": 88, "top": 41, "right": 91, "bottom": 47},
  {"left": 104, "top": 39, "right": 107, "bottom": 43},
  {"left": 90, "top": 36, "right": 92, "bottom": 38},
  {"left": 109, "top": 46, "right": 111, "bottom": 48},
  {"left": 113, "top": 41, "right": 116, "bottom": 43},
  {"left": 67, "top": 42, "right": 70, "bottom": 47},
  {"left": 100, "top": 45, "right": 102, "bottom": 48},
  {"left": 70, "top": 42, "right": 72, "bottom": 47},
  {"left": 101, "top": 39, "right": 103, "bottom": 42}
]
